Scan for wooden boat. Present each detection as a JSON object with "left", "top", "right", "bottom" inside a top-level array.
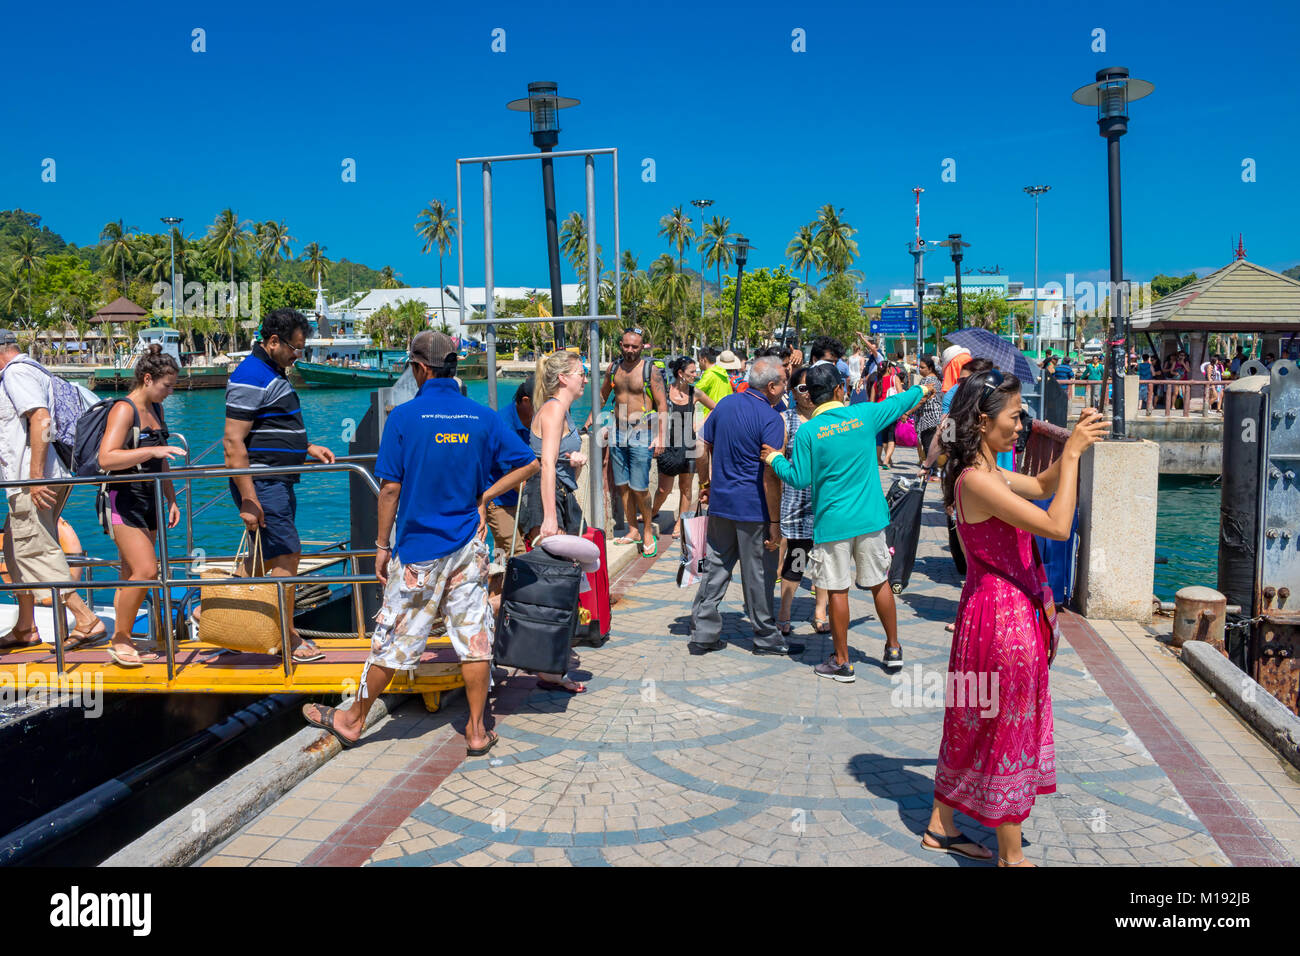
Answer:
[{"left": 89, "top": 366, "right": 228, "bottom": 391}]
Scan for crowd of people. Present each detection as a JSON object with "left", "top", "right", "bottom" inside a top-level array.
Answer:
[{"left": 0, "top": 311, "right": 1115, "bottom": 866}]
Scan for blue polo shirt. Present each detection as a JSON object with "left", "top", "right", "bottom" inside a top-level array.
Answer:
[
  {"left": 699, "top": 389, "right": 785, "bottom": 524},
  {"left": 492, "top": 400, "right": 532, "bottom": 508},
  {"left": 375, "top": 378, "right": 535, "bottom": 563}
]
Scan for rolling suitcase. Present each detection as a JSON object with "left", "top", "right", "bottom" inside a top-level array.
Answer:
[
  {"left": 575, "top": 526, "right": 612, "bottom": 647},
  {"left": 884, "top": 477, "right": 925, "bottom": 593},
  {"left": 495, "top": 548, "right": 584, "bottom": 674}
]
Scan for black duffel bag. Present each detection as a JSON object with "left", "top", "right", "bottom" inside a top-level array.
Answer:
[{"left": 495, "top": 548, "right": 583, "bottom": 673}]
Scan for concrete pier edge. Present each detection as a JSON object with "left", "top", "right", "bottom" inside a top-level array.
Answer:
[
  {"left": 1180, "top": 640, "right": 1300, "bottom": 772},
  {"left": 102, "top": 694, "right": 406, "bottom": 868}
]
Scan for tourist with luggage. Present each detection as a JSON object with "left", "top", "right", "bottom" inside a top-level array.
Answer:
[
  {"left": 764, "top": 364, "right": 933, "bottom": 681},
  {"left": 223, "top": 309, "right": 336, "bottom": 663},
  {"left": 519, "top": 349, "right": 591, "bottom": 693},
  {"left": 774, "top": 367, "right": 829, "bottom": 637},
  {"left": 687, "top": 355, "right": 796, "bottom": 657},
  {"left": 302, "top": 332, "right": 538, "bottom": 755},
  {"left": 0, "top": 329, "right": 107, "bottom": 652},
  {"left": 923, "top": 370, "right": 1107, "bottom": 866},
  {"left": 95, "top": 346, "right": 186, "bottom": 667}
]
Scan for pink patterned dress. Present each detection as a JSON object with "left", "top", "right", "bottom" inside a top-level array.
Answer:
[{"left": 933, "top": 469, "right": 1056, "bottom": 827}]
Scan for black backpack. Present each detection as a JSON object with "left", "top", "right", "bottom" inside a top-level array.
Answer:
[
  {"left": 494, "top": 549, "right": 583, "bottom": 674},
  {"left": 72, "top": 398, "right": 160, "bottom": 478}
]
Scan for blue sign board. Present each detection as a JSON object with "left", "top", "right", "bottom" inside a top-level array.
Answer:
[{"left": 872, "top": 306, "right": 918, "bottom": 335}]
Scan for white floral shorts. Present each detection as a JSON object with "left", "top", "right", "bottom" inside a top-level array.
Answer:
[{"left": 366, "top": 538, "right": 493, "bottom": 681}]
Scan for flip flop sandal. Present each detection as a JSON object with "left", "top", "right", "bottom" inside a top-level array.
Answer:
[
  {"left": 302, "top": 703, "right": 359, "bottom": 749},
  {"left": 920, "top": 828, "right": 991, "bottom": 861},
  {"left": 613, "top": 534, "right": 642, "bottom": 547},
  {"left": 0, "top": 627, "right": 42, "bottom": 650},
  {"left": 640, "top": 537, "right": 658, "bottom": 558},
  {"left": 281, "top": 641, "right": 325, "bottom": 663},
  {"left": 812, "top": 617, "right": 831, "bottom": 634},
  {"left": 536, "top": 678, "right": 586, "bottom": 694},
  {"left": 108, "top": 646, "right": 158, "bottom": 668},
  {"left": 777, "top": 621, "right": 792, "bottom": 637},
  {"left": 466, "top": 731, "right": 499, "bottom": 757}
]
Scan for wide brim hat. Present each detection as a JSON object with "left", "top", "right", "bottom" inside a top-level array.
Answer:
[{"left": 716, "top": 349, "right": 745, "bottom": 370}]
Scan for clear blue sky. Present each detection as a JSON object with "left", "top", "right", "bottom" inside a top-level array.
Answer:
[{"left": 3, "top": 0, "right": 1298, "bottom": 299}]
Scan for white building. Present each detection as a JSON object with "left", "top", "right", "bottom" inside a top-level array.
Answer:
[
  {"left": 886, "top": 275, "right": 1072, "bottom": 340},
  {"left": 328, "top": 284, "right": 584, "bottom": 340}
]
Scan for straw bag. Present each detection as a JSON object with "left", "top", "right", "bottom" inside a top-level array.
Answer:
[{"left": 198, "top": 531, "right": 286, "bottom": 654}]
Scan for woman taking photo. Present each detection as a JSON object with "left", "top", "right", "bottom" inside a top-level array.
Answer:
[
  {"left": 518, "top": 349, "right": 589, "bottom": 693},
  {"left": 922, "top": 370, "right": 1107, "bottom": 866},
  {"left": 97, "top": 345, "right": 185, "bottom": 667},
  {"left": 650, "top": 356, "right": 715, "bottom": 538},
  {"left": 775, "top": 367, "right": 830, "bottom": 635},
  {"left": 915, "top": 355, "right": 943, "bottom": 470}
]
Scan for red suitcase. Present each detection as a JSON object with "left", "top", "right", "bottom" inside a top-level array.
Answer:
[{"left": 575, "top": 526, "right": 612, "bottom": 647}]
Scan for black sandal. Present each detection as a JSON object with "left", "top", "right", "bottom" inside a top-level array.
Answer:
[
  {"left": 302, "top": 703, "right": 359, "bottom": 749},
  {"left": 467, "top": 731, "right": 499, "bottom": 757},
  {"left": 920, "top": 828, "right": 991, "bottom": 861}
]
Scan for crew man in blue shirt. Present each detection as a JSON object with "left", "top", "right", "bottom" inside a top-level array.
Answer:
[{"left": 303, "top": 332, "right": 538, "bottom": 756}]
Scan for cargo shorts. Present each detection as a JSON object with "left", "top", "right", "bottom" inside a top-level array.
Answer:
[{"left": 360, "top": 537, "right": 492, "bottom": 695}]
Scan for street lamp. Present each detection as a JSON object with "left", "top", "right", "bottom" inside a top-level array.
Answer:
[
  {"left": 691, "top": 198, "right": 713, "bottom": 327},
  {"left": 1023, "top": 186, "right": 1050, "bottom": 357},
  {"left": 779, "top": 279, "right": 798, "bottom": 345},
  {"left": 729, "top": 236, "right": 750, "bottom": 350},
  {"left": 160, "top": 216, "right": 183, "bottom": 326},
  {"left": 1073, "top": 66, "right": 1153, "bottom": 439},
  {"left": 938, "top": 234, "right": 970, "bottom": 326},
  {"left": 507, "top": 81, "right": 580, "bottom": 349}
]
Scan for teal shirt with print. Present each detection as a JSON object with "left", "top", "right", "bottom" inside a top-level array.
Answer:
[{"left": 767, "top": 387, "right": 922, "bottom": 544}]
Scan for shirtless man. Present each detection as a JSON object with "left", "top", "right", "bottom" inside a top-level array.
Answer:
[{"left": 597, "top": 328, "right": 667, "bottom": 556}]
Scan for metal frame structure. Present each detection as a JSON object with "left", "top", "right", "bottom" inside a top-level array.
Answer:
[{"left": 455, "top": 147, "right": 622, "bottom": 528}]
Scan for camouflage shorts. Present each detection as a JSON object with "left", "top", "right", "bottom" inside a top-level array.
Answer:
[{"left": 366, "top": 537, "right": 493, "bottom": 681}]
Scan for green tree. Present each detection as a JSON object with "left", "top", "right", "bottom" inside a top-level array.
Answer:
[
  {"left": 716, "top": 266, "right": 800, "bottom": 346},
  {"left": 99, "top": 219, "right": 136, "bottom": 296},
  {"left": 785, "top": 222, "right": 824, "bottom": 287},
  {"left": 650, "top": 253, "right": 689, "bottom": 350},
  {"left": 206, "top": 208, "right": 250, "bottom": 291},
  {"left": 813, "top": 204, "right": 859, "bottom": 276},
  {"left": 658, "top": 205, "right": 695, "bottom": 279},
  {"left": 300, "top": 242, "right": 331, "bottom": 287},
  {"left": 800, "top": 273, "right": 866, "bottom": 344},
  {"left": 257, "top": 220, "right": 295, "bottom": 279},
  {"left": 414, "top": 199, "right": 457, "bottom": 297},
  {"left": 697, "top": 215, "right": 735, "bottom": 292},
  {"left": 379, "top": 265, "right": 401, "bottom": 289},
  {"left": 259, "top": 278, "right": 314, "bottom": 316},
  {"left": 8, "top": 234, "right": 45, "bottom": 325},
  {"left": 1150, "top": 272, "right": 1198, "bottom": 299}
]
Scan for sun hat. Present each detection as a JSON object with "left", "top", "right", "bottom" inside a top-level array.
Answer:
[
  {"left": 538, "top": 534, "right": 602, "bottom": 573},
  {"left": 940, "top": 344, "right": 969, "bottom": 370},
  {"left": 716, "top": 349, "right": 745, "bottom": 371}
]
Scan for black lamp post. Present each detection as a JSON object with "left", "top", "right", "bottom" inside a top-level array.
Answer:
[
  {"left": 507, "top": 81, "right": 580, "bottom": 349},
  {"left": 160, "top": 216, "right": 182, "bottom": 326},
  {"left": 729, "top": 236, "right": 750, "bottom": 350},
  {"left": 779, "top": 280, "right": 798, "bottom": 345},
  {"left": 938, "top": 234, "right": 970, "bottom": 326},
  {"left": 1073, "top": 66, "right": 1153, "bottom": 439}
]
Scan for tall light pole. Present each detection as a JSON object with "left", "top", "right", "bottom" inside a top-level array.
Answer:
[
  {"left": 1073, "top": 66, "right": 1154, "bottom": 439},
  {"left": 507, "top": 82, "right": 579, "bottom": 349},
  {"left": 729, "top": 236, "right": 750, "bottom": 351},
  {"left": 161, "top": 216, "right": 183, "bottom": 325},
  {"left": 691, "top": 198, "right": 713, "bottom": 328},
  {"left": 910, "top": 187, "right": 926, "bottom": 354},
  {"left": 938, "top": 234, "right": 970, "bottom": 327},
  {"left": 1023, "top": 186, "right": 1050, "bottom": 356}
]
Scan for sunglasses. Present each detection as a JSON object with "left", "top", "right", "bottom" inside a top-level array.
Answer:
[
  {"left": 794, "top": 384, "right": 809, "bottom": 393},
  {"left": 623, "top": 327, "right": 645, "bottom": 339},
  {"left": 980, "top": 368, "right": 1006, "bottom": 392}
]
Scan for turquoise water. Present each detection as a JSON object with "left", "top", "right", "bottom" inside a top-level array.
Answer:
[
  {"left": 38, "top": 375, "right": 584, "bottom": 569},
  {"left": 1154, "top": 475, "right": 1221, "bottom": 601}
]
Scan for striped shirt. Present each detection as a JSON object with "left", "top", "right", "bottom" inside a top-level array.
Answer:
[
  {"left": 225, "top": 344, "right": 309, "bottom": 482},
  {"left": 779, "top": 407, "right": 814, "bottom": 539}
]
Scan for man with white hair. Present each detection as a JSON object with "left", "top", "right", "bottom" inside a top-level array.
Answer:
[{"left": 687, "top": 355, "right": 798, "bottom": 657}]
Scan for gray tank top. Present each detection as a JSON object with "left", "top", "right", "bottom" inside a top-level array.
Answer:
[{"left": 530, "top": 399, "right": 581, "bottom": 490}]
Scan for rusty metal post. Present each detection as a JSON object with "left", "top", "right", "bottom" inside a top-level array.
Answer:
[{"left": 1172, "top": 585, "right": 1227, "bottom": 652}]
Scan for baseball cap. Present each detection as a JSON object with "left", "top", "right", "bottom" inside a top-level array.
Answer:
[
  {"left": 0, "top": 329, "right": 17, "bottom": 346},
  {"left": 408, "top": 330, "right": 458, "bottom": 370}
]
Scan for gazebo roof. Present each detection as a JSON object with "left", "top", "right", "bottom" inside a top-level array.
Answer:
[
  {"left": 89, "top": 295, "right": 148, "bottom": 324},
  {"left": 1130, "top": 259, "right": 1300, "bottom": 333}
]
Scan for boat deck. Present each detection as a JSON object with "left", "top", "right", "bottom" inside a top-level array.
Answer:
[{"left": 0, "top": 605, "right": 462, "bottom": 711}]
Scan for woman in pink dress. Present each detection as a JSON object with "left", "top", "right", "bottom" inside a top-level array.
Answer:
[{"left": 921, "top": 369, "right": 1107, "bottom": 866}]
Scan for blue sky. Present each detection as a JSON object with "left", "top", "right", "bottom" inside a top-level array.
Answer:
[{"left": 3, "top": 0, "right": 1298, "bottom": 300}]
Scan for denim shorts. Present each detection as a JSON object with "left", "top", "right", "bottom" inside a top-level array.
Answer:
[
  {"left": 229, "top": 477, "right": 301, "bottom": 558},
  {"left": 609, "top": 426, "right": 653, "bottom": 492}
]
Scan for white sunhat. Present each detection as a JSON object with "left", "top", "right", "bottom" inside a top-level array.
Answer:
[{"left": 940, "top": 345, "right": 970, "bottom": 370}]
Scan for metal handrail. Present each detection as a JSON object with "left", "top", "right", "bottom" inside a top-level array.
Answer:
[{"left": 0, "top": 458, "right": 382, "bottom": 679}]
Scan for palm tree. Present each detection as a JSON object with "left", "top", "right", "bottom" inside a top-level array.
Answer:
[
  {"left": 650, "top": 253, "right": 689, "bottom": 347},
  {"left": 138, "top": 234, "right": 173, "bottom": 286},
  {"left": 300, "top": 242, "right": 331, "bottom": 287},
  {"left": 559, "top": 211, "right": 588, "bottom": 277},
  {"left": 0, "top": 260, "right": 27, "bottom": 323},
  {"left": 258, "top": 220, "right": 295, "bottom": 279},
  {"left": 658, "top": 206, "right": 695, "bottom": 278},
  {"left": 9, "top": 235, "right": 45, "bottom": 326},
  {"left": 698, "top": 215, "right": 735, "bottom": 292},
  {"left": 414, "top": 200, "right": 457, "bottom": 299},
  {"left": 100, "top": 219, "right": 136, "bottom": 296},
  {"left": 206, "top": 208, "right": 251, "bottom": 304},
  {"left": 620, "top": 251, "right": 651, "bottom": 326},
  {"left": 379, "top": 265, "right": 401, "bottom": 289},
  {"left": 813, "top": 204, "right": 860, "bottom": 276},
  {"left": 786, "top": 223, "right": 824, "bottom": 287}
]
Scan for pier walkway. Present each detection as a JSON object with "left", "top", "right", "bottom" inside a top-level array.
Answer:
[{"left": 198, "top": 466, "right": 1300, "bottom": 867}]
